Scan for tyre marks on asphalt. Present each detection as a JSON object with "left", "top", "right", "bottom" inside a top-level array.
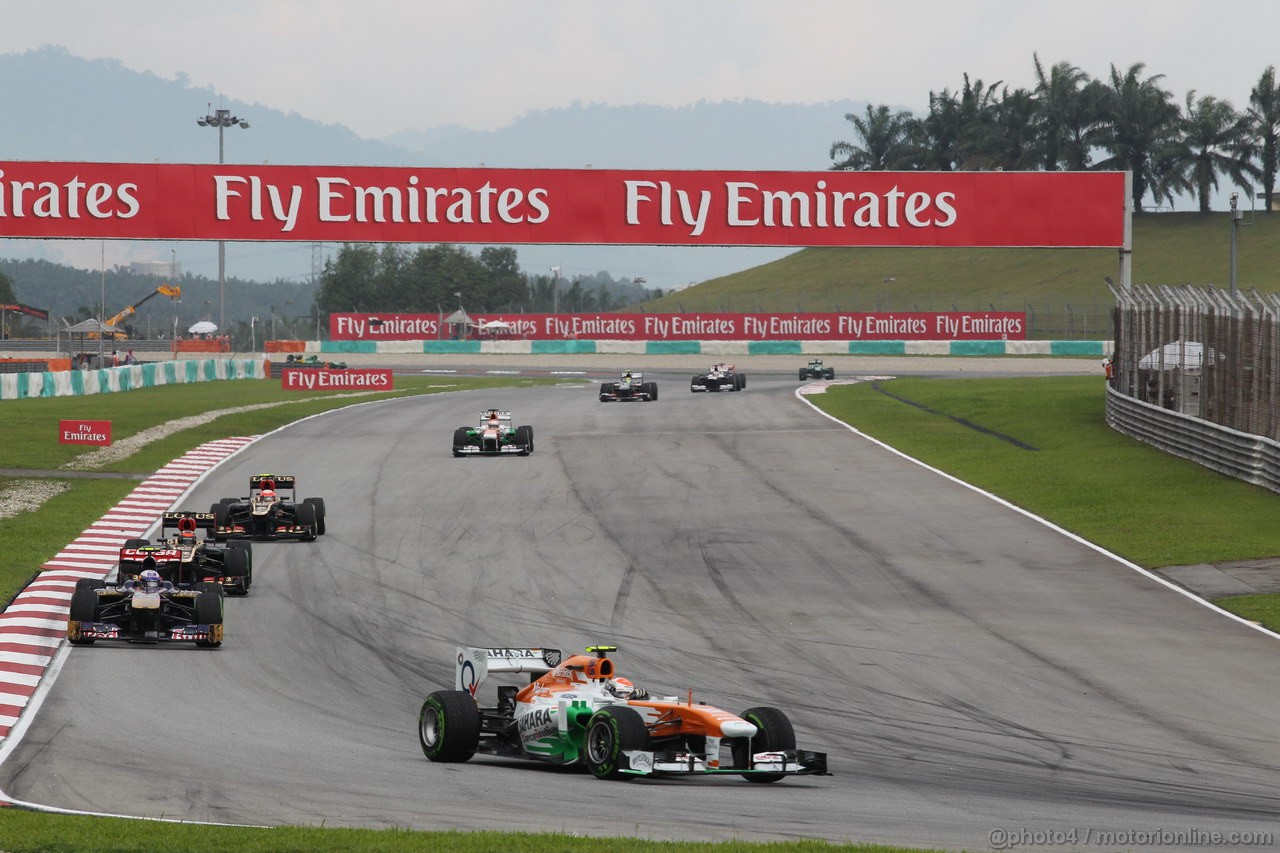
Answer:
[{"left": 0, "top": 436, "right": 256, "bottom": 743}]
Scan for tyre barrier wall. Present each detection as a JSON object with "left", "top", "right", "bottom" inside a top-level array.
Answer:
[
  {"left": 0, "top": 358, "right": 267, "bottom": 401},
  {"left": 1105, "top": 385, "right": 1280, "bottom": 494},
  {"left": 285, "top": 339, "right": 1112, "bottom": 357}
]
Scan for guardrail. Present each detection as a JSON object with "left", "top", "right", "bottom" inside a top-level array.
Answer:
[{"left": 1106, "top": 385, "right": 1280, "bottom": 493}]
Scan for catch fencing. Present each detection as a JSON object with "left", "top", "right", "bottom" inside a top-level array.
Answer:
[{"left": 1107, "top": 281, "right": 1280, "bottom": 491}]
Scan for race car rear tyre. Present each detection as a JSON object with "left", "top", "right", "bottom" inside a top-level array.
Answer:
[
  {"left": 515, "top": 425, "right": 533, "bottom": 455},
  {"left": 223, "top": 546, "right": 251, "bottom": 596},
  {"left": 419, "top": 690, "right": 480, "bottom": 763},
  {"left": 825, "top": 369, "right": 834, "bottom": 380},
  {"left": 68, "top": 586, "right": 99, "bottom": 645},
  {"left": 194, "top": 583, "right": 224, "bottom": 648},
  {"left": 296, "top": 501, "right": 318, "bottom": 541},
  {"left": 584, "top": 705, "right": 649, "bottom": 781},
  {"left": 732, "top": 706, "right": 796, "bottom": 783},
  {"left": 453, "top": 427, "right": 469, "bottom": 456},
  {"left": 304, "top": 497, "right": 327, "bottom": 535}
]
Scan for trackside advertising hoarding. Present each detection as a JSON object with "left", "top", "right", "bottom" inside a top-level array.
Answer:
[
  {"left": 59, "top": 419, "right": 111, "bottom": 445},
  {"left": 0, "top": 163, "right": 1126, "bottom": 247},
  {"left": 281, "top": 368, "right": 394, "bottom": 390},
  {"left": 331, "top": 312, "right": 1028, "bottom": 341}
]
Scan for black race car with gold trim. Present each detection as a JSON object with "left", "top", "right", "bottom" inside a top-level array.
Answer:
[{"left": 210, "top": 475, "right": 327, "bottom": 542}]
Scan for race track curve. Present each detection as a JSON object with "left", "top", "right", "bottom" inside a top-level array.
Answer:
[{"left": 2, "top": 371, "right": 1278, "bottom": 850}]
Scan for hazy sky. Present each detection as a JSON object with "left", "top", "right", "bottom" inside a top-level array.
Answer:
[{"left": 3, "top": 0, "right": 1277, "bottom": 140}]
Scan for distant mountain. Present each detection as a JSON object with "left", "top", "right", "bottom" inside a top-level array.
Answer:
[{"left": 0, "top": 46, "right": 870, "bottom": 296}]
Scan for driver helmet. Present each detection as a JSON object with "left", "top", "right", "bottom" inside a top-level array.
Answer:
[
  {"left": 260, "top": 488, "right": 276, "bottom": 502},
  {"left": 139, "top": 569, "right": 163, "bottom": 593},
  {"left": 179, "top": 528, "right": 197, "bottom": 542},
  {"left": 606, "top": 677, "right": 637, "bottom": 699}
]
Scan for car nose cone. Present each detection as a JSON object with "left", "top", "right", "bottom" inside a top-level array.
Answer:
[{"left": 720, "top": 720, "right": 758, "bottom": 739}]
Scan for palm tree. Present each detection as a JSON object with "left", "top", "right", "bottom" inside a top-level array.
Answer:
[
  {"left": 1031, "top": 56, "right": 1107, "bottom": 170},
  {"left": 984, "top": 86, "right": 1040, "bottom": 170},
  {"left": 1095, "top": 63, "right": 1182, "bottom": 213},
  {"left": 1248, "top": 66, "right": 1280, "bottom": 213},
  {"left": 829, "top": 105, "right": 915, "bottom": 170},
  {"left": 1168, "top": 91, "right": 1259, "bottom": 213}
]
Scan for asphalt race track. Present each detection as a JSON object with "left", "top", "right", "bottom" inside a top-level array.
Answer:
[{"left": 3, "top": 369, "right": 1279, "bottom": 849}]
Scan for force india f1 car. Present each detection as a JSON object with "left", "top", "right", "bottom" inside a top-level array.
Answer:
[
  {"left": 66, "top": 576, "right": 224, "bottom": 647},
  {"left": 115, "top": 513, "right": 253, "bottom": 595},
  {"left": 418, "top": 646, "right": 829, "bottom": 782},
  {"left": 453, "top": 410, "right": 535, "bottom": 456},
  {"left": 690, "top": 363, "right": 745, "bottom": 392},
  {"left": 210, "top": 475, "right": 327, "bottom": 541},
  {"left": 599, "top": 371, "right": 657, "bottom": 402},
  {"left": 799, "top": 359, "right": 835, "bottom": 380}
]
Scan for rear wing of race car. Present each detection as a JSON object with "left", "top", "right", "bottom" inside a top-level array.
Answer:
[
  {"left": 249, "top": 474, "right": 297, "bottom": 497},
  {"left": 455, "top": 646, "right": 563, "bottom": 697},
  {"left": 161, "top": 511, "right": 216, "bottom": 534},
  {"left": 477, "top": 410, "right": 513, "bottom": 421}
]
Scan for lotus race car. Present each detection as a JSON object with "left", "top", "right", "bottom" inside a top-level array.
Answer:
[
  {"left": 799, "top": 359, "right": 835, "bottom": 380},
  {"left": 599, "top": 371, "right": 657, "bottom": 402},
  {"left": 418, "top": 645, "right": 829, "bottom": 781},
  {"left": 211, "top": 475, "right": 326, "bottom": 541},
  {"left": 453, "top": 410, "right": 535, "bottom": 456},
  {"left": 690, "top": 363, "right": 745, "bottom": 392},
  {"left": 67, "top": 576, "right": 224, "bottom": 647},
  {"left": 115, "top": 512, "right": 253, "bottom": 594}
]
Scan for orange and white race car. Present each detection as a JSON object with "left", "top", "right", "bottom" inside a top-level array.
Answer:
[{"left": 417, "top": 645, "right": 829, "bottom": 781}]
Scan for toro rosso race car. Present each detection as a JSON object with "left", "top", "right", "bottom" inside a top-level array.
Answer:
[
  {"left": 453, "top": 410, "right": 534, "bottom": 456},
  {"left": 691, "top": 364, "right": 745, "bottom": 392},
  {"left": 418, "top": 645, "right": 829, "bottom": 782},
  {"left": 66, "top": 574, "right": 224, "bottom": 647},
  {"left": 210, "top": 475, "right": 326, "bottom": 541},
  {"left": 599, "top": 371, "right": 657, "bottom": 402},
  {"left": 799, "top": 359, "right": 835, "bottom": 380},
  {"left": 116, "top": 515, "right": 252, "bottom": 595}
]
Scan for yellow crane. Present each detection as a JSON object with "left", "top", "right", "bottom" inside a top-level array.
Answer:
[{"left": 94, "top": 284, "right": 182, "bottom": 339}]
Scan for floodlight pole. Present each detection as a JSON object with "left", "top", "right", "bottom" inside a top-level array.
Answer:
[{"left": 197, "top": 107, "right": 250, "bottom": 333}]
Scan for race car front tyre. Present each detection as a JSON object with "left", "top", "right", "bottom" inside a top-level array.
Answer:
[
  {"left": 732, "top": 706, "right": 796, "bottom": 783},
  {"left": 419, "top": 690, "right": 480, "bottom": 762},
  {"left": 296, "top": 501, "right": 319, "bottom": 541},
  {"left": 584, "top": 705, "right": 650, "bottom": 781},
  {"left": 75, "top": 578, "right": 106, "bottom": 592},
  {"left": 213, "top": 503, "right": 231, "bottom": 538},
  {"left": 691, "top": 377, "right": 703, "bottom": 392},
  {"left": 599, "top": 382, "right": 612, "bottom": 402},
  {"left": 646, "top": 382, "right": 658, "bottom": 401},
  {"left": 515, "top": 425, "right": 533, "bottom": 455},
  {"left": 453, "top": 427, "right": 469, "bottom": 456},
  {"left": 304, "top": 497, "right": 327, "bottom": 535},
  {"left": 194, "top": 583, "right": 224, "bottom": 648},
  {"left": 223, "top": 545, "right": 251, "bottom": 595},
  {"left": 799, "top": 369, "right": 807, "bottom": 381},
  {"left": 123, "top": 538, "right": 150, "bottom": 549},
  {"left": 737, "top": 373, "right": 747, "bottom": 390},
  {"left": 68, "top": 586, "right": 99, "bottom": 645}
]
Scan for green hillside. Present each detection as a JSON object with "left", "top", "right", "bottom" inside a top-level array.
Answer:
[{"left": 640, "top": 212, "right": 1280, "bottom": 338}]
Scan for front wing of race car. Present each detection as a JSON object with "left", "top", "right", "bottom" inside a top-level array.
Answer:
[
  {"left": 620, "top": 748, "right": 829, "bottom": 777},
  {"left": 455, "top": 442, "right": 527, "bottom": 455},
  {"left": 68, "top": 621, "right": 224, "bottom": 644},
  {"left": 215, "top": 512, "right": 312, "bottom": 540}
]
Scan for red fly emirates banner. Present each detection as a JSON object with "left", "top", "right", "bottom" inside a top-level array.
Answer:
[
  {"left": 331, "top": 312, "right": 1027, "bottom": 341},
  {"left": 0, "top": 162, "right": 1125, "bottom": 247}
]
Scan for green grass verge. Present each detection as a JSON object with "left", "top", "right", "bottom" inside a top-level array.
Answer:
[
  {"left": 0, "top": 812, "right": 933, "bottom": 853},
  {"left": 640, "top": 212, "right": 1280, "bottom": 322},
  {"left": 806, "top": 376, "right": 1280, "bottom": 630},
  {"left": 1215, "top": 593, "right": 1280, "bottom": 629}
]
